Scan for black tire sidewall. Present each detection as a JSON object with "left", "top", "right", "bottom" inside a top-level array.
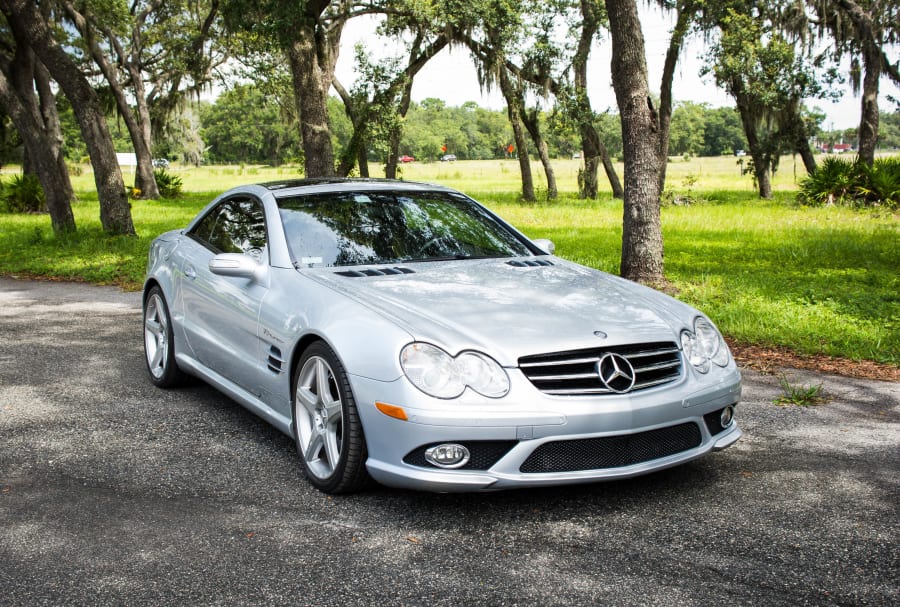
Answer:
[
  {"left": 292, "top": 342, "right": 369, "bottom": 493},
  {"left": 143, "top": 286, "right": 182, "bottom": 388}
]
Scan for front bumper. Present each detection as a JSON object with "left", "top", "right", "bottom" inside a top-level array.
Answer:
[{"left": 352, "top": 367, "right": 742, "bottom": 492}]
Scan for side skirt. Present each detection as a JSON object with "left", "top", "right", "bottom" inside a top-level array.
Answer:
[{"left": 176, "top": 353, "right": 294, "bottom": 437}]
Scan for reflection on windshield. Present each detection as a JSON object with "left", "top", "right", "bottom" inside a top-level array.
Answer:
[{"left": 277, "top": 191, "right": 534, "bottom": 267}]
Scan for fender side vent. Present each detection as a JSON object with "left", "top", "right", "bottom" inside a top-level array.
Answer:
[{"left": 267, "top": 345, "right": 284, "bottom": 374}]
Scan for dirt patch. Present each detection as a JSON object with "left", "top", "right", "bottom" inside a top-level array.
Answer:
[{"left": 731, "top": 343, "right": 899, "bottom": 383}]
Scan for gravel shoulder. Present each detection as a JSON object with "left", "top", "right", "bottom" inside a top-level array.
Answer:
[{"left": 1, "top": 277, "right": 897, "bottom": 606}]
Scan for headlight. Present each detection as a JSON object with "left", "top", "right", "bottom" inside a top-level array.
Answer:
[
  {"left": 400, "top": 343, "right": 510, "bottom": 399},
  {"left": 681, "top": 317, "right": 730, "bottom": 373}
]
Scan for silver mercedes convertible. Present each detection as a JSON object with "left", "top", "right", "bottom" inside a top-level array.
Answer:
[{"left": 143, "top": 179, "right": 742, "bottom": 493}]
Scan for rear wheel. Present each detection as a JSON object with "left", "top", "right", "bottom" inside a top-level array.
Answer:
[
  {"left": 143, "top": 287, "right": 186, "bottom": 388},
  {"left": 293, "top": 342, "right": 370, "bottom": 494}
]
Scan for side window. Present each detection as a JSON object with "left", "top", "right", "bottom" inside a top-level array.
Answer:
[{"left": 189, "top": 198, "right": 267, "bottom": 260}]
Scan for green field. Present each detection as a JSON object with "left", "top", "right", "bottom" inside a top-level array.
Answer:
[{"left": 1, "top": 156, "right": 897, "bottom": 365}]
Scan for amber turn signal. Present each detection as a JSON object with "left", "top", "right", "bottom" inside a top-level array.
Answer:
[{"left": 375, "top": 402, "right": 408, "bottom": 421}]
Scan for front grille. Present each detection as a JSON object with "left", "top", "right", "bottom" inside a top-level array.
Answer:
[
  {"left": 519, "top": 342, "right": 682, "bottom": 396},
  {"left": 403, "top": 441, "right": 518, "bottom": 470},
  {"left": 519, "top": 422, "right": 702, "bottom": 473}
]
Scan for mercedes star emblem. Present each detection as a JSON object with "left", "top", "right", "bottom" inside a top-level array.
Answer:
[{"left": 597, "top": 353, "right": 637, "bottom": 393}]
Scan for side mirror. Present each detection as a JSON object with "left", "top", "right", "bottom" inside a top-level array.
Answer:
[
  {"left": 209, "top": 253, "right": 262, "bottom": 280},
  {"left": 532, "top": 238, "right": 556, "bottom": 255}
]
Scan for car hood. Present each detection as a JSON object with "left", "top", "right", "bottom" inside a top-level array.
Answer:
[{"left": 305, "top": 258, "right": 694, "bottom": 366}]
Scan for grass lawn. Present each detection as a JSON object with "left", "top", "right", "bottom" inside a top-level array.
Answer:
[{"left": 1, "top": 156, "right": 897, "bottom": 365}]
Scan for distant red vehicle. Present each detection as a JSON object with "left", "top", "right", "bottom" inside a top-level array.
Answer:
[{"left": 399, "top": 155, "right": 415, "bottom": 163}]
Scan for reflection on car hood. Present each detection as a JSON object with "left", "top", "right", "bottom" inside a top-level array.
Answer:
[{"left": 306, "top": 258, "right": 692, "bottom": 365}]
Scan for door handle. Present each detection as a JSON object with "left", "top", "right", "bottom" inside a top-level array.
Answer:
[{"left": 184, "top": 265, "right": 197, "bottom": 280}]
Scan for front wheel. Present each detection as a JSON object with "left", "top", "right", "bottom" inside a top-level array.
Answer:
[
  {"left": 143, "top": 286, "right": 186, "bottom": 388},
  {"left": 293, "top": 342, "right": 370, "bottom": 494}
]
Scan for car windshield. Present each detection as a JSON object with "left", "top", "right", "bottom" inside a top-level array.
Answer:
[{"left": 277, "top": 190, "right": 535, "bottom": 267}]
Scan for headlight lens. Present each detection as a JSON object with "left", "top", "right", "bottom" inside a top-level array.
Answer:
[
  {"left": 400, "top": 343, "right": 510, "bottom": 399},
  {"left": 681, "top": 316, "right": 730, "bottom": 373}
]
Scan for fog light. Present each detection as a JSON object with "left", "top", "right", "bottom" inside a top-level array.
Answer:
[
  {"left": 424, "top": 443, "right": 470, "bottom": 469},
  {"left": 720, "top": 406, "right": 735, "bottom": 428}
]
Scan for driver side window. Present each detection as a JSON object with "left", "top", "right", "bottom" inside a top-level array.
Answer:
[{"left": 190, "top": 197, "right": 267, "bottom": 260}]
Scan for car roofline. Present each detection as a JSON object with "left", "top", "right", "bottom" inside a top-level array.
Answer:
[{"left": 259, "top": 178, "right": 456, "bottom": 197}]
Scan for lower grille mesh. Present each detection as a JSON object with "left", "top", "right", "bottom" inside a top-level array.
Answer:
[{"left": 519, "top": 422, "right": 702, "bottom": 473}]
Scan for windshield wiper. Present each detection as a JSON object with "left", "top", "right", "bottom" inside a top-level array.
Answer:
[{"left": 408, "top": 254, "right": 506, "bottom": 263}]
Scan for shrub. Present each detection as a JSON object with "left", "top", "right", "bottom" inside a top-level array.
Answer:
[
  {"left": 153, "top": 168, "right": 183, "bottom": 198},
  {"left": 799, "top": 156, "right": 899, "bottom": 209},
  {"left": 856, "top": 157, "right": 900, "bottom": 208},
  {"left": 0, "top": 173, "right": 46, "bottom": 213}
]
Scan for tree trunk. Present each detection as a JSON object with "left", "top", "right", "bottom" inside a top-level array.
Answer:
[
  {"left": 0, "top": 71, "right": 76, "bottom": 234},
  {"left": 581, "top": 123, "right": 623, "bottom": 199},
  {"left": 1, "top": 0, "right": 135, "bottom": 235},
  {"left": 499, "top": 69, "right": 535, "bottom": 202},
  {"left": 522, "top": 109, "right": 557, "bottom": 200},
  {"left": 794, "top": 123, "right": 817, "bottom": 175},
  {"left": 734, "top": 91, "right": 773, "bottom": 199},
  {"left": 62, "top": 1, "right": 159, "bottom": 198},
  {"left": 288, "top": 26, "right": 336, "bottom": 178},
  {"left": 655, "top": 7, "right": 690, "bottom": 194},
  {"left": 34, "top": 62, "right": 74, "bottom": 203},
  {"left": 605, "top": 0, "right": 664, "bottom": 286},
  {"left": 857, "top": 40, "right": 880, "bottom": 166},
  {"left": 386, "top": 75, "right": 415, "bottom": 180},
  {"left": 830, "top": 0, "right": 880, "bottom": 166},
  {"left": 796, "top": 137, "right": 817, "bottom": 175},
  {"left": 357, "top": 145, "right": 369, "bottom": 178},
  {"left": 5, "top": 20, "right": 73, "bottom": 209},
  {"left": 575, "top": 0, "right": 622, "bottom": 199},
  {"left": 598, "top": 142, "right": 623, "bottom": 198}
]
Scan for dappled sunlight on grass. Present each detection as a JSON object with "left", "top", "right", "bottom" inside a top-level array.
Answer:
[{"left": 662, "top": 204, "right": 897, "bottom": 363}]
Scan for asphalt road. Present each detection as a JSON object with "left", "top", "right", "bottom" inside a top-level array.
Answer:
[{"left": 1, "top": 277, "right": 897, "bottom": 607}]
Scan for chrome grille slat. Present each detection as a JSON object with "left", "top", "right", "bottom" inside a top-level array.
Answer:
[
  {"left": 519, "top": 341, "right": 682, "bottom": 397},
  {"left": 528, "top": 372, "right": 600, "bottom": 382},
  {"left": 625, "top": 347, "right": 679, "bottom": 359},
  {"left": 633, "top": 376, "right": 679, "bottom": 390},
  {"left": 632, "top": 360, "right": 681, "bottom": 373},
  {"left": 543, "top": 387, "right": 615, "bottom": 396},
  {"left": 519, "top": 356, "right": 600, "bottom": 368}
]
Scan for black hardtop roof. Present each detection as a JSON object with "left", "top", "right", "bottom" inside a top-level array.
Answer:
[{"left": 260, "top": 177, "right": 450, "bottom": 192}]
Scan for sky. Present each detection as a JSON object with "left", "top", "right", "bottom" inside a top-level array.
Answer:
[{"left": 334, "top": 7, "right": 899, "bottom": 131}]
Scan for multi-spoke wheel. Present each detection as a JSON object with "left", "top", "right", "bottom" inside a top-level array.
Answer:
[
  {"left": 293, "top": 342, "right": 369, "bottom": 493},
  {"left": 143, "top": 286, "right": 185, "bottom": 388}
]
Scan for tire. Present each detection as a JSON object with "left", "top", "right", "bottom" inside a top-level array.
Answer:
[
  {"left": 292, "top": 342, "right": 370, "bottom": 494},
  {"left": 143, "top": 286, "right": 186, "bottom": 388}
]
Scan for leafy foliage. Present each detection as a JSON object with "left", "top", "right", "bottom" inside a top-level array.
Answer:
[
  {"left": 0, "top": 174, "right": 46, "bottom": 213},
  {"left": 799, "top": 156, "right": 900, "bottom": 209},
  {"left": 153, "top": 168, "right": 183, "bottom": 199},
  {"left": 669, "top": 102, "right": 747, "bottom": 157},
  {"left": 199, "top": 84, "right": 301, "bottom": 165}
]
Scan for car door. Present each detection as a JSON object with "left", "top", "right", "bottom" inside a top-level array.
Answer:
[{"left": 180, "top": 196, "right": 270, "bottom": 393}]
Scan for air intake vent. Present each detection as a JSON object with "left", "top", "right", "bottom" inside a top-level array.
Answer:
[
  {"left": 519, "top": 422, "right": 701, "bottom": 473},
  {"left": 519, "top": 342, "right": 682, "bottom": 396},
  {"left": 267, "top": 345, "right": 284, "bottom": 374},
  {"left": 507, "top": 259, "right": 554, "bottom": 268},
  {"left": 335, "top": 267, "right": 415, "bottom": 277}
]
